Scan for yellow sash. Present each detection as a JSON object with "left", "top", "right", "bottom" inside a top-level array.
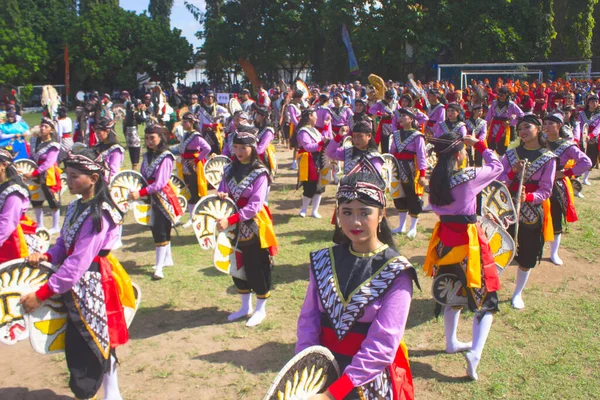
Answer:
[
  {"left": 45, "top": 165, "right": 62, "bottom": 187},
  {"left": 256, "top": 207, "right": 278, "bottom": 250},
  {"left": 196, "top": 159, "right": 208, "bottom": 196},
  {"left": 423, "top": 222, "right": 482, "bottom": 288},
  {"left": 542, "top": 198, "right": 553, "bottom": 242},
  {"left": 298, "top": 152, "right": 310, "bottom": 182},
  {"left": 413, "top": 155, "right": 424, "bottom": 196},
  {"left": 107, "top": 254, "right": 136, "bottom": 309}
]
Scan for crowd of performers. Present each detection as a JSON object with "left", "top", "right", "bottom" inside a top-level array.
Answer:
[{"left": 0, "top": 76, "right": 598, "bottom": 399}]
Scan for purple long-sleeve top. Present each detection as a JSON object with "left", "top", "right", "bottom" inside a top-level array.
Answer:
[
  {"left": 287, "top": 104, "right": 301, "bottom": 126},
  {"left": 104, "top": 147, "right": 124, "bottom": 182},
  {"left": 296, "top": 267, "right": 413, "bottom": 387},
  {"left": 46, "top": 211, "right": 119, "bottom": 294},
  {"left": 141, "top": 154, "right": 173, "bottom": 196},
  {"left": 431, "top": 147, "right": 502, "bottom": 216},
  {"left": 368, "top": 102, "right": 395, "bottom": 119},
  {"left": 222, "top": 134, "right": 234, "bottom": 157},
  {"left": 550, "top": 140, "right": 592, "bottom": 176},
  {"left": 0, "top": 192, "right": 28, "bottom": 247},
  {"left": 391, "top": 108, "right": 429, "bottom": 129},
  {"left": 34, "top": 146, "right": 59, "bottom": 174},
  {"left": 217, "top": 171, "right": 268, "bottom": 222},
  {"left": 433, "top": 121, "right": 468, "bottom": 138},
  {"left": 577, "top": 112, "right": 600, "bottom": 138},
  {"left": 570, "top": 121, "right": 581, "bottom": 142},
  {"left": 183, "top": 133, "right": 211, "bottom": 161},
  {"left": 485, "top": 100, "right": 524, "bottom": 126},
  {"left": 389, "top": 131, "right": 427, "bottom": 173},
  {"left": 500, "top": 152, "right": 556, "bottom": 205},
  {"left": 427, "top": 103, "right": 446, "bottom": 125},
  {"left": 330, "top": 107, "right": 354, "bottom": 128},
  {"left": 315, "top": 106, "right": 332, "bottom": 129},
  {"left": 297, "top": 127, "right": 323, "bottom": 153},
  {"left": 257, "top": 127, "right": 274, "bottom": 156},
  {"left": 325, "top": 139, "right": 384, "bottom": 172},
  {"left": 466, "top": 119, "right": 488, "bottom": 141}
]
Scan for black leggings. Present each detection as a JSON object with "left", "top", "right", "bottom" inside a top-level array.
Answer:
[
  {"left": 550, "top": 195, "right": 563, "bottom": 234},
  {"left": 65, "top": 318, "right": 109, "bottom": 399},
  {"left": 232, "top": 241, "right": 272, "bottom": 298},
  {"left": 184, "top": 171, "right": 200, "bottom": 204},
  {"left": 508, "top": 222, "right": 543, "bottom": 269},
  {"left": 586, "top": 141, "right": 598, "bottom": 168},
  {"left": 302, "top": 180, "right": 324, "bottom": 198},
  {"left": 128, "top": 146, "right": 141, "bottom": 166},
  {"left": 151, "top": 204, "right": 172, "bottom": 244}
]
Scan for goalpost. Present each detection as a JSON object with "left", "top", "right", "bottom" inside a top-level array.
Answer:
[
  {"left": 460, "top": 70, "right": 543, "bottom": 90},
  {"left": 565, "top": 72, "right": 600, "bottom": 80},
  {"left": 438, "top": 60, "right": 592, "bottom": 84}
]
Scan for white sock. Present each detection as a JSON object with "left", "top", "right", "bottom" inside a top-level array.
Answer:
[
  {"left": 163, "top": 242, "right": 174, "bottom": 267},
  {"left": 444, "top": 306, "right": 472, "bottom": 353},
  {"left": 311, "top": 194, "right": 322, "bottom": 218},
  {"left": 113, "top": 225, "right": 124, "bottom": 250},
  {"left": 465, "top": 312, "right": 493, "bottom": 381},
  {"left": 153, "top": 246, "right": 167, "bottom": 279},
  {"left": 512, "top": 268, "right": 530, "bottom": 309},
  {"left": 102, "top": 355, "right": 123, "bottom": 400},
  {"left": 246, "top": 298, "right": 267, "bottom": 327},
  {"left": 183, "top": 203, "right": 195, "bottom": 227},
  {"left": 582, "top": 170, "right": 591, "bottom": 184},
  {"left": 392, "top": 212, "right": 408, "bottom": 233},
  {"left": 299, "top": 196, "right": 311, "bottom": 217},
  {"left": 550, "top": 234, "right": 563, "bottom": 265},
  {"left": 34, "top": 208, "right": 45, "bottom": 229},
  {"left": 406, "top": 216, "right": 419, "bottom": 239},
  {"left": 228, "top": 293, "right": 253, "bottom": 321},
  {"left": 49, "top": 209, "right": 61, "bottom": 233}
]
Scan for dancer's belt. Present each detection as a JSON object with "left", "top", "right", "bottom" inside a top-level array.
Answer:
[{"left": 394, "top": 152, "right": 415, "bottom": 161}]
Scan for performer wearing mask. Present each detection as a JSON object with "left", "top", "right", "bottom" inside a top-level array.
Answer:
[
  {"left": 330, "top": 92, "right": 354, "bottom": 136},
  {"left": 543, "top": 112, "right": 592, "bottom": 265},
  {"left": 485, "top": 87, "right": 524, "bottom": 156},
  {"left": 20, "top": 148, "right": 131, "bottom": 400},
  {"left": 121, "top": 91, "right": 142, "bottom": 170},
  {"left": 369, "top": 89, "right": 397, "bottom": 153},
  {"left": 465, "top": 104, "right": 488, "bottom": 166},
  {"left": 500, "top": 115, "right": 556, "bottom": 309},
  {"left": 296, "top": 165, "right": 418, "bottom": 400},
  {"left": 215, "top": 131, "right": 278, "bottom": 327},
  {"left": 578, "top": 93, "right": 600, "bottom": 185},
  {"left": 94, "top": 117, "right": 124, "bottom": 182},
  {"left": 0, "top": 148, "right": 36, "bottom": 263},
  {"left": 425, "top": 89, "right": 446, "bottom": 137},
  {"left": 389, "top": 108, "right": 427, "bottom": 238},
  {"left": 128, "top": 125, "right": 183, "bottom": 280},
  {"left": 22, "top": 117, "right": 62, "bottom": 234},
  {"left": 253, "top": 105, "right": 277, "bottom": 176},
  {"left": 423, "top": 134, "right": 503, "bottom": 381},
  {"left": 188, "top": 93, "right": 201, "bottom": 115},
  {"left": 178, "top": 112, "right": 211, "bottom": 229},
  {"left": 296, "top": 109, "right": 325, "bottom": 218},
  {"left": 434, "top": 102, "right": 467, "bottom": 138}
]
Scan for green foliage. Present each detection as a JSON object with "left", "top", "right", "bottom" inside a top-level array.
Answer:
[
  {"left": 551, "top": 0, "right": 598, "bottom": 60},
  {"left": 69, "top": 5, "right": 193, "bottom": 91},
  {"left": 149, "top": 0, "right": 174, "bottom": 25},
  {"left": 0, "top": 20, "right": 48, "bottom": 85}
]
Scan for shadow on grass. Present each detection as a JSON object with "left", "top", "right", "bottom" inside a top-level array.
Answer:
[
  {"left": 409, "top": 360, "right": 471, "bottom": 383},
  {"left": 129, "top": 305, "right": 230, "bottom": 340},
  {"left": 194, "top": 341, "right": 296, "bottom": 374},
  {"left": 0, "top": 388, "right": 71, "bottom": 400},
  {"left": 406, "top": 298, "right": 436, "bottom": 330}
]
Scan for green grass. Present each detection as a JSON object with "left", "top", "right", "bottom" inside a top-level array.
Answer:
[{"left": 7, "top": 111, "right": 600, "bottom": 399}]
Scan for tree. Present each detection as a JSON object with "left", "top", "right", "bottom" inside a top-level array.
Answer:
[
  {"left": 79, "top": 0, "right": 118, "bottom": 15},
  {"left": 0, "top": 20, "right": 48, "bottom": 85},
  {"left": 69, "top": 4, "right": 192, "bottom": 91},
  {"left": 149, "top": 0, "right": 174, "bottom": 25},
  {"left": 551, "top": 0, "right": 598, "bottom": 61}
]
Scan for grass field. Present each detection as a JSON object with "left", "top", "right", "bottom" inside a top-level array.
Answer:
[{"left": 1, "top": 112, "right": 599, "bottom": 399}]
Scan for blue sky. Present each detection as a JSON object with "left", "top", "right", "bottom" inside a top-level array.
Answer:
[{"left": 120, "top": 0, "right": 205, "bottom": 49}]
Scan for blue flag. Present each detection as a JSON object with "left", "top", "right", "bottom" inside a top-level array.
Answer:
[{"left": 341, "top": 24, "right": 360, "bottom": 75}]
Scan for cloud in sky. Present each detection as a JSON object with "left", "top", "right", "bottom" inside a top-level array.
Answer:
[{"left": 120, "top": 0, "right": 205, "bottom": 49}]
